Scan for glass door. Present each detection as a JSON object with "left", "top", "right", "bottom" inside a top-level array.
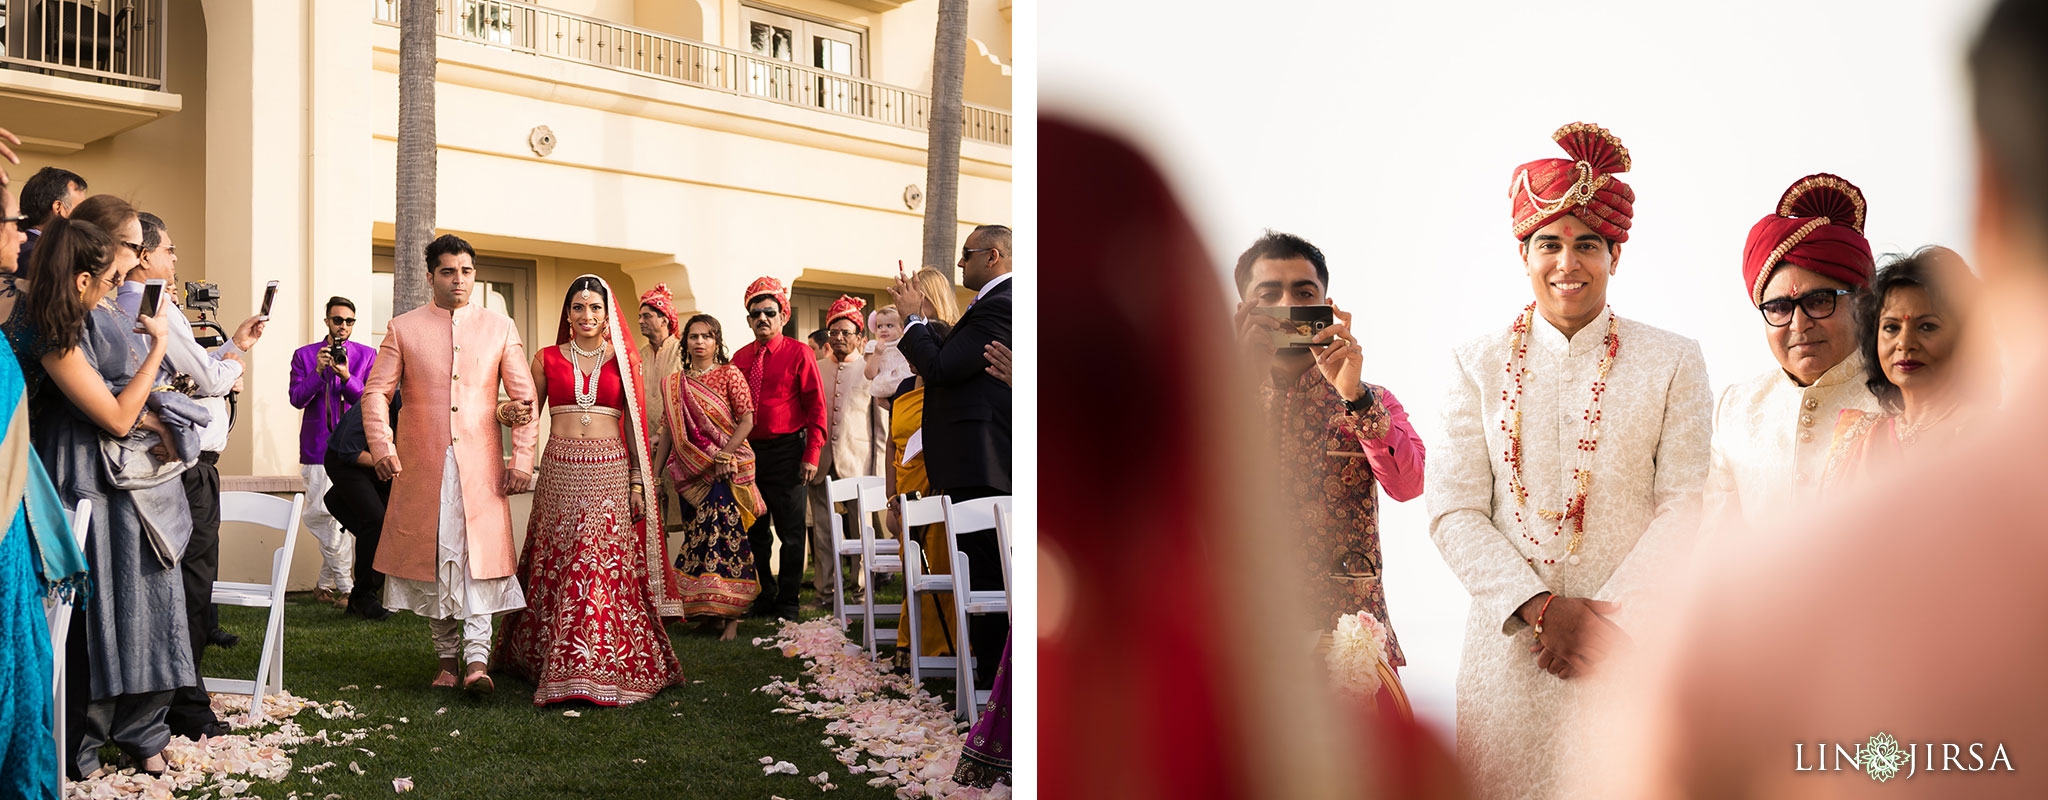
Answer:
[{"left": 740, "top": 4, "right": 866, "bottom": 110}]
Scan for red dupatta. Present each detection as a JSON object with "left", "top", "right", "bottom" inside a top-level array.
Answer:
[
  {"left": 664, "top": 365, "right": 766, "bottom": 530},
  {"left": 554, "top": 274, "right": 683, "bottom": 617}
]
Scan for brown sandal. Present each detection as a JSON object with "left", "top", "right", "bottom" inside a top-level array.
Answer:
[{"left": 462, "top": 662, "right": 494, "bottom": 693}]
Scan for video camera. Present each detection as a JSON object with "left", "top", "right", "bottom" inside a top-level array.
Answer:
[{"left": 182, "top": 280, "right": 228, "bottom": 349}]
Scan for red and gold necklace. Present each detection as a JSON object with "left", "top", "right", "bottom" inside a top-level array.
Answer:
[{"left": 1501, "top": 303, "right": 1620, "bottom": 566}]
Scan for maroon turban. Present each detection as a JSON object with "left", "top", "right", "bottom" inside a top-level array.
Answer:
[
  {"left": 1741, "top": 174, "right": 1873, "bottom": 306},
  {"left": 1509, "top": 122, "right": 1636, "bottom": 243}
]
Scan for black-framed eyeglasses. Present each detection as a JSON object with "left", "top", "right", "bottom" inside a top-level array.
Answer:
[
  {"left": 0, "top": 214, "right": 27, "bottom": 227},
  {"left": 961, "top": 246, "right": 996, "bottom": 260},
  {"left": 329, "top": 316, "right": 357, "bottom": 325},
  {"left": 1759, "top": 288, "right": 1853, "bottom": 327},
  {"left": 747, "top": 309, "right": 778, "bottom": 320}
]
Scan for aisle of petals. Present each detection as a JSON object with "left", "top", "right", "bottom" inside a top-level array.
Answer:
[
  {"left": 62, "top": 691, "right": 362, "bottom": 800},
  {"left": 753, "top": 619, "right": 1010, "bottom": 800}
]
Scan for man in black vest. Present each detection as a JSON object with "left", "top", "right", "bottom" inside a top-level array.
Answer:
[{"left": 888, "top": 223, "right": 1012, "bottom": 688}]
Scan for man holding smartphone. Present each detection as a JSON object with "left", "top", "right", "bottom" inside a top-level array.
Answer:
[
  {"left": 1230, "top": 230, "right": 1425, "bottom": 669},
  {"left": 289, "top": 296, "right": 378, "bottom": 609},
  {"left": 116, "top": 211, "right": 269, "bottom": 740}
]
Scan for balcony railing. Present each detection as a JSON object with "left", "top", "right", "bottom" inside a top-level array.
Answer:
[
  {"left": 0, "top": 0, "right": 167, "bottom": 90},
  {"left": 372, "top": 0, "right": 1010, "bottom": 147}
]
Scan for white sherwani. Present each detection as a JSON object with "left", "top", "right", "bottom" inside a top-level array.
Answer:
[
  {"left": 807, "top": 352, "right": 874, "bottom": 594},
  {"left": 1428, "top": 307, "right": 1711, "bottom": 799},
  {"left": 1702, "top": 351, "right": 1879, "bottom": 533}
]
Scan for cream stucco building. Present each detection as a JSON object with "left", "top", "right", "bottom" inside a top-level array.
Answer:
[{"left": 1, "top": 0, "right": 1009, "bottom": 586}]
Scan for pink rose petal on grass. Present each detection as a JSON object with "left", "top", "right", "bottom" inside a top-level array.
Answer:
[{"left": 393, "top": 777, "right": 414, "bottom": 793}]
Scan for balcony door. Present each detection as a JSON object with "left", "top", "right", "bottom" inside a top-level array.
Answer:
[{"left": 740, "top": 3, "right": 866, "bottom": 113}]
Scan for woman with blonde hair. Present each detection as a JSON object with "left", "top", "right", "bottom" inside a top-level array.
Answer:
[{"left": 881, "top": 266, "right": 964, "bottom": 663}]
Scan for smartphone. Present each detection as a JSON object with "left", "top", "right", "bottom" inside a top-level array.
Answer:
[
  {"left": 259, "top": 280, "right": 279, "bottom": 320},
  {"left": 140, "top": 279, "right": 165, "bottom": 318},
  {"left": 1249, "top": 305, "right": 1335, "bottom": 350}
]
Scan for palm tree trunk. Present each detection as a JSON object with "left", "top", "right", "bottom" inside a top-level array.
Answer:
[
  {"left": 394, "top": 0, "right": 439, "bottom": 315},
  {"left": 919, "top": 0, "right": 968, "bottom": 283}
]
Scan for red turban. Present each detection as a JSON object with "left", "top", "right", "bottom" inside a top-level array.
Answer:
[
  {"left": 1741, "top": 173, "right": 1873, "bottom": 306},
  {"left": 638, "top": 282, "right": 681, "bottom": 338},
  {"left": 1509, "top": 122, "right": 1636, "bottom": 243},
  {"left": 825, "top": 294, "right": 866, "bottom": 331},
  {"left": 743, "top": 276, "right": 789, "bottom": 315}
]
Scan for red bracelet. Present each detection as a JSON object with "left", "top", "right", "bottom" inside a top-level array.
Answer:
[{"left": 1533, "top": 594, "right": 1557, "bottom": 639}]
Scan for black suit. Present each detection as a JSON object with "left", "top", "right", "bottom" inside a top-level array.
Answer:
[
  {"left": 899, "top": 277, "right": 1011, "bottom": 495},
  {"left": 325, "top": 394, "right": 399, "bottom": 615},
  {"left": 898, "top": 275, "right": 1011, "bottom": 686}
]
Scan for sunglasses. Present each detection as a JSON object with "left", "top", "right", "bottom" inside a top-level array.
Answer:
[
  {"left": 0, "top": 214, "right": 26, "bottom": 227},
  {"left": 329, "top": 316, "right": 357, "bottom": 325},
  {"left": 747, "top": 309, "right": 779, "bottom": 320},
  {"left": 962, "top": 246, "right": 997, "bottom": 260},
  {"left": 121, "top": 241, "right": 147, "bottom": 258}
]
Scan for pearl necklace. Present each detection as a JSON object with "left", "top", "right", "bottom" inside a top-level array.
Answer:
[
  {"left": 567, "top": 342, "right": 607, "bottom": 425},
  {"left": 1501, "top": 303, "right": 1620, "bottom": 567}
]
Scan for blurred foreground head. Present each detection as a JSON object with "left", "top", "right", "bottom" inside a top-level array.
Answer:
[{"left": 1039, "top": 117, "right": 1464, "bottom": 799}]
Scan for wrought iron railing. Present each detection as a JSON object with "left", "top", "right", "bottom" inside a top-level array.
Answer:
[
  {"left": 373, "top": 0, "right": 1010, "bottom": 146},
  {"left": 0, "top": 0, "right": 167, "bottom": 90}
]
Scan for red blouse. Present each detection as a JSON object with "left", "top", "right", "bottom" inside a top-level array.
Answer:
[{"left": 541, "top": 345, "right": 627, "bottom": 411}]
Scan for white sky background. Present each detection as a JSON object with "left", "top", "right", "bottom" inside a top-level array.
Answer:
[{"left": 1042, "top": 0, "right": 1993, "bottom": 737}]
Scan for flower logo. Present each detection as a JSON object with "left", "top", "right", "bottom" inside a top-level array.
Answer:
[{"left": 1863, "top": 732, "right": 1905, "bottom": 782}]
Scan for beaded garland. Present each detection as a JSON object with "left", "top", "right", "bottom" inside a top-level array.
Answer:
[{"left": 1500, "top": 302, "right": 1620, "bottom": 567}]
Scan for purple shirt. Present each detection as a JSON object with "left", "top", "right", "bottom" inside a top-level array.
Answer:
[{"left": 290, "top": 339, "right": 378, "bottom": 464}]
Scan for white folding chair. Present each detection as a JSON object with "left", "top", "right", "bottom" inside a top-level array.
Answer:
[
  {"left": 205, "top": 492, "right": 305, "bottom": 720},
  {"left": 897, "top": 495, "right": 960, "bottom": 688},
  {"left": 856, "top": 483, "right": 905, "bottom": 657},
  {"left": 993, "top": 504, "right": 1014, "bottom": 617},
  {"left": 943, "top": 495, "right": 1011, "bottom": 725},
  {"left": 827, "top": 475, "right": 888, "bottom": 631},
  {"left": 50, "top": 498, "right": 91, "bottom": 790}
]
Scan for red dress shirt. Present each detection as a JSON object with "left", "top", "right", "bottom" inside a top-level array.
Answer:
[{"left": 732, "top": 334, "right": 827, "bottom": 466}]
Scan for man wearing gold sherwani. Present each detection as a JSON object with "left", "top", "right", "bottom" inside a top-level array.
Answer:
[
  {"left": 1703, "top": 174, "right": 1880, "bottom": 531},
  {"left": 1428, "top": 123, "right": 1711, "bottom": 799},
  {"left": 364, "top": 234, "right": 540, "bottom": 692}
]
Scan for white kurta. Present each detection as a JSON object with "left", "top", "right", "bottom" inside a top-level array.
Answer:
[
  {"left": 1702, "top": 350, "right": 1879, "bottom": 533},
  {"left": 1428, "top": 307, "right": 1711, "bottom": 799}
]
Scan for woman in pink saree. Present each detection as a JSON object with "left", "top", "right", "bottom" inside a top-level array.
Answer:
[
  {"left": 1825, "top": 247, "right": 1985, "bottom": 489},
  {"left": 656, "top": 313, "right": 763, "bottom": 641}
]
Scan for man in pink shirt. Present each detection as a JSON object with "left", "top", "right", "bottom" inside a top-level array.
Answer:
[
  {"left": 1230, "top": 231, "right": 1425, "bottom": 663},
  {"left": 362, "top": 234, "right": 539, "bottom": 692}
]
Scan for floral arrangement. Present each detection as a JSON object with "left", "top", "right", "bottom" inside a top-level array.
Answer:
[{"left": 1326, "top": 610, "right": 1391, "bottom": 706}]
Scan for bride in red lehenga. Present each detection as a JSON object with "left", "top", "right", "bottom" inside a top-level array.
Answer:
[{"left": 496, "top": 274, "right": 685, "bottom": 706}]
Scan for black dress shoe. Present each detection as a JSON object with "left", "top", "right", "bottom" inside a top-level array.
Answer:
[{"left": 208, "top": 628, "right": 240, "bottom": 649}]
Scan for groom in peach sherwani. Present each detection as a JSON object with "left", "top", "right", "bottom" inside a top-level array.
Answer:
[{"left": 362, "top": 233, "right": 540, "bottom": 692}]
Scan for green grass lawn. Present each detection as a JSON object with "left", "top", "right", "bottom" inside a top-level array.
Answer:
[{"left": 201, "top": 580, "right": 924, "bottom": 799}]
